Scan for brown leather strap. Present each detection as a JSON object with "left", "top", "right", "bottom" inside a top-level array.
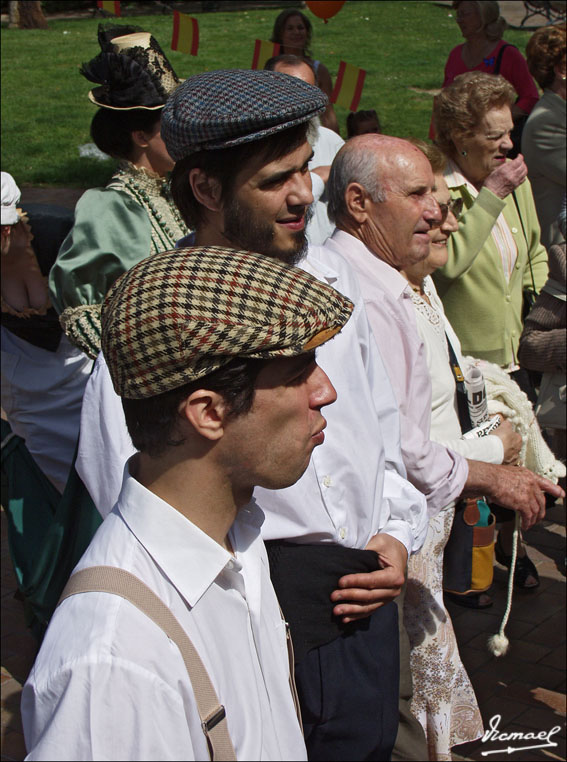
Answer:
[
  {"left": 58, "top": 566, "right": 236, "bottom": 761},
  {"left": 279, "top": 606, "right": 303, "bottom": 733}
]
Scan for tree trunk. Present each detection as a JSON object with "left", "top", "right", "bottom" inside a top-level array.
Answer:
[
  {"left": 17, "top": 2, "right": 49, "bottom": 30},
  {"left": 8, "top": 1, "right": 20, "bottom": 27}
]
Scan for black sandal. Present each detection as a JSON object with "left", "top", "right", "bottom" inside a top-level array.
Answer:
[{"left": 495, "top": 535, "right": 540, "bottom": 589}]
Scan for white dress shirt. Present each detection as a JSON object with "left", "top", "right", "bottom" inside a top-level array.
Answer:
[
  {"left": 256, "top": 246, "right": 428, "bottom": 554},
  {"left": 323, "top": 230, "right": 469, "bottom": 515},
  {"left": 22, "top": 465, "right": 306, "bottom": 761},
  {"left": 76, "top": 247, "right": 428, "bottom": 555}
]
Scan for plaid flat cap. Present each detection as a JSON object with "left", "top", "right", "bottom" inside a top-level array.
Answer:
[
  {"left": 101, "top": 246, "right": 352, "bottom": 399},
  {"left": 161, "top": 69, "right": 327, "bottom": 160}
]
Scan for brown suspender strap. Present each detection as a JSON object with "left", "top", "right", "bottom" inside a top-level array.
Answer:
[
  {"left": 280, "top": 606, "right": 303, "bottom": 734},
  {"left": 58, "top": 566, "right": 237, "bottom": 762}
]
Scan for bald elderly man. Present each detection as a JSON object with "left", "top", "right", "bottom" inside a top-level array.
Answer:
[
  {"left": 320, "top": 133, "right": 564, "bottom": 760},
  {"left": 324, "top": 134, "right": 561, "bottom": 521}
]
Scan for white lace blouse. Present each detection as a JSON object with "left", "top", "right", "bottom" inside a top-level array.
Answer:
[{"left": 410, "top": 276, "right": 504, "bottom": 466}]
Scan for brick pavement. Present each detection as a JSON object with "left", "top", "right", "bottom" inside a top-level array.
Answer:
[{"left": 450, "top": 498, "right": 566, "bottom": 762}]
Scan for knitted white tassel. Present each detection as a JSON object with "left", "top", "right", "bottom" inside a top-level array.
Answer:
[
  {"left": 488, "top": 632, "right": 509, "bottom": 657},
  {"left": 487, "top": 511, "right": 521, "bottom": 656}
]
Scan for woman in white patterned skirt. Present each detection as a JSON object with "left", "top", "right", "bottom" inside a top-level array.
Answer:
[{"left": 399, "top": 140, "right": 523, "bottom": 760}]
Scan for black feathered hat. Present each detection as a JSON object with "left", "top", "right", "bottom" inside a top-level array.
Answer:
[{"left": 80, "top": 25, "right": 181, "bottom": 111}]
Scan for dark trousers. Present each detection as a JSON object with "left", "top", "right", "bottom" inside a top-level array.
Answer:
[{"left": 295, "top": 601, "right": 399, "bottom": 761}]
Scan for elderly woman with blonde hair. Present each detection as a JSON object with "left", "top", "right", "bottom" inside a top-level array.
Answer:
[
  {"left": 432, "top": 71, "right": 549, "bottom": 590},
  {"left": 399, "top": 140, "right": 505, "bottom": 760},
  {"left": 522, "top": 24, "right": 566, "bottom": 249}
]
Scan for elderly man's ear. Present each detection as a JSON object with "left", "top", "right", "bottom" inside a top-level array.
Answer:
[
  {"left": 344, "top": 182, "right": 370, "bottom": 224},
  {"left": 189, "top": 169, "right": 223, "bottom": 213}
]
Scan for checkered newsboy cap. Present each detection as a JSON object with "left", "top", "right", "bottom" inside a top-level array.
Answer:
[
  {"left": 101, "top": 246, "right": 353, "bottom": 399},
  {"left": 161, "top": 69, "right": 328, "bottom": 161}
]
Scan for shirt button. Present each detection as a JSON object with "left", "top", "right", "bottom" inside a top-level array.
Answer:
[
  {"left": 505, "top": 295, "right": 511, "bottom": 302},
  {"left": 515, "top": 263, "right": 521, "bottom": 269},
  {"left": 511, "top": 227, "right": 518, "bottom": 234},
  {"left": 322, "top": 475, "right": 332, "bottom": 488},
  {"left": 511, "top": 330, "right": 516, "bottom": 337},
  {"left": 339, "top": 527, "right": 347, "bottom": 540}
]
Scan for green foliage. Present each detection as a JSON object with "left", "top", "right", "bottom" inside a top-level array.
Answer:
[{"left": 1, "top": 1, "right": 534, "bottom": 187}]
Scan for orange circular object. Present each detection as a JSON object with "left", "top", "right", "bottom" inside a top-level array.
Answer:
[{"left": 305, "top": 1, "right": 346, "bottom": 23}]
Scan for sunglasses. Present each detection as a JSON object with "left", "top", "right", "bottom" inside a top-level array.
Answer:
[{"left": 434, "top": 197, "right": 464, "bottom": 226}]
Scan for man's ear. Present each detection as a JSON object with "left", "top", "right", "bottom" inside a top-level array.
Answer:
[
  {"left": 188, "top": 169, "right": 223, "bottom": 213},
  {"left": 178, "top": 389, "right": 227, "bottom": 441},
  {"left": 344, "top": 182, "right": 370, "bottom": 224}
]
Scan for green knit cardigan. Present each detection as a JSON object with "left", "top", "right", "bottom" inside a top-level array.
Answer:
[{"left": 433, "top": 176, "right": 548, "bottom": 366}]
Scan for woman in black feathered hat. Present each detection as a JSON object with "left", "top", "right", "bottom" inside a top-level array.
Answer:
[{"left": 49, "top": 24, "right": 190, "bottom": 359}]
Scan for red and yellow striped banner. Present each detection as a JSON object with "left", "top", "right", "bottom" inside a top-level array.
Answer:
[
  {"left": 171, "top": 11, "right": 199, "bottom": 56},
  {"left": 97, "top": 0, "right": 120, "bottom": 16},
  {"left": 251, "top": 39, "right": 280, "bottom": 70},
  {"left": 331, "top": 61, "right": 366, "bottom": 111}
]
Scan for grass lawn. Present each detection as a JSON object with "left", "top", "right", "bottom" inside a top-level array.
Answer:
[{"left": 1, "top": 1, "right": 535, "bottom": 188}]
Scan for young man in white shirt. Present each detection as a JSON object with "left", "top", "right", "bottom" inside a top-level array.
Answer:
[{"left": 21, "top": 246, "right": 353, "bottom": 761}]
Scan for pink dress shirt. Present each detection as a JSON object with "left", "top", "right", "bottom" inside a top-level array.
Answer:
[{"left": 323, "top": 230, "right": 469, "bottom": 515}]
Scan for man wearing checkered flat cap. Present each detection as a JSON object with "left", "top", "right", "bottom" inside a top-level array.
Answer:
[
  {"left": 76, "top": 70, "right": 429, "bottom": 760},
  {"left": 22, "top": 246, "right": 352, "bottom": 761}
]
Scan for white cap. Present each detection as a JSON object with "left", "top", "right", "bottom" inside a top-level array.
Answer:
[{"left": 1, "top": 172, "right": 21, "bottom": 225}]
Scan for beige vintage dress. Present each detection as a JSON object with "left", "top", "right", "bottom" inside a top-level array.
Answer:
[{"left": 403, "top": 276, "right": 501, "bottom": 760}]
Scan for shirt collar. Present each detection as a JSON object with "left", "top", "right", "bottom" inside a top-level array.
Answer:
[
  {"left": 302, "top": 246, "right": 341, "bottom": 285},
  {"left": 444, "top": 159, "right": 478, "bottom": 199},
  {"left": 176, "top": 230, "right": 196, "bottom": 248},
  {"left": 330, "top": 228, "right": 411, "bottom": 300},
  {"left": 116, "top": 461, "right": 264, "bottom": 608}
]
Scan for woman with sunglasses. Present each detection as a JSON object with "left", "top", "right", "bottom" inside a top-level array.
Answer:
[
  {"left": 397, "top": 140, "right": 522, "bottom": 760},
  {"left": 431, "top": 72, "right": 549, "bottom": 592}
]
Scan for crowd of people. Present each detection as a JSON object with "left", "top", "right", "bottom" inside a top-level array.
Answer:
[{"left": 1, "top": 4, "right": 566, "bottom": 761}]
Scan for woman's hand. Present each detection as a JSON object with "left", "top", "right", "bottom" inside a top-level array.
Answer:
[
  {"left": 483, "top": 154, "right": 528, "bottom": 199},
  {"left": 492, "top": 418, "right": 523, "bottom": 465}
]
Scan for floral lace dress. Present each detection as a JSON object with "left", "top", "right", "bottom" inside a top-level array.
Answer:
[{"left": 403, "top": 276, "right": 484, "bottom": 760}]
